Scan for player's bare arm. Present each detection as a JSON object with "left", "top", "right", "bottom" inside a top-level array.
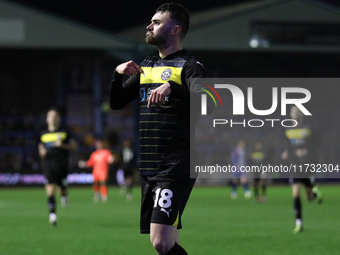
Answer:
[
  {"left": 116, "top": 60, "right": 144, "bottom": 76},
  {"left": 281, "top": 149, "right": 289, "bottom": 160},
  {"left": 38, "top": 143, "right": 47, "bottom": 158}
]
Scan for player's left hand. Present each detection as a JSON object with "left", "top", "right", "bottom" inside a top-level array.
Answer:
[
  {"left": 38, "top": 144, "right": 47, "bottom": 158},
  {"left": 296, "top": 148, "right": 308, "bottom": 158},
  {"left": 54, "top": 134, "right": 62, "bottom": 147},
  {"left": 147, "top": 82, "right": 171, "bottom": 108},
  {"left": 55, "top": 140, "right": 62, "bottom": 147},
  {"left": 78, "top": 160, "right": 86, "bottom": 168}
]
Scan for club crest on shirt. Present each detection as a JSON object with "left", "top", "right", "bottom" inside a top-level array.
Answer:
[
  {"left": 161, "top": 68, "right": 172, "bottom": 81},
  {"left": 301, "top": 130, "right": 308, "bottom": 137}
]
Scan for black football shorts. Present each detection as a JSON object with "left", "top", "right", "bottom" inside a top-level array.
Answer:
[
  {"left": 140, "top": 172, "right": 196, "bottom": 234},
  {"left": 289, "top": 176, "right": 315, "bottom": 188},
  {"left": 44, "top": 161, "right": 68, "bottom": 189}
]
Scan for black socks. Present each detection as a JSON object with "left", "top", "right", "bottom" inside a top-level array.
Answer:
[{"left": 165, "top": 243, "right": 188, "bottom": 255}]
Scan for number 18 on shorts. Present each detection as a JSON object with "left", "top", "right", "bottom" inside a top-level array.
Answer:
[
  {"left": 140, "top": 174, "right": 195, "bottom": 234},
  {"left": 153, "top": 187, "right": 179, "bottom": 227}
]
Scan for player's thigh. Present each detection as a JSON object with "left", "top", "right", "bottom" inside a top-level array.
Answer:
[
  {"left": 240, "top": 176, "right": 248, "bottom": 184},
  {"left": 291, "top": 182, "right": 301, "bottom": 197},
  {"left": 305, "top": 187, "right": 314, "bottom": 200},
  {"left": 45, "top": 183, "right": 57, "bottom": 196}
]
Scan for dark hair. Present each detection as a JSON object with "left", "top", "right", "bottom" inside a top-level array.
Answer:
[
  {"left": 46, "top": 107, "right": 60, "bottom": 115},
  {"left": 156, "top": 2, "right": 190, "bottom": 39}
]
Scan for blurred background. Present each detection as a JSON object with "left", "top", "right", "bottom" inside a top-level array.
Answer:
[{"left": 1, "top": 0, "right": 340, "bottom": 186}]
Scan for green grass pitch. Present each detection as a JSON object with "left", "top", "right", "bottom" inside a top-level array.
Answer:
[{"left": 0, "top": 184, "right": 339, "bottom": 255}]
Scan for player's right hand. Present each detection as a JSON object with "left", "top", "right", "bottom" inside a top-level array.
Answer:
[
  {"left": 116, "top": 60, "right": 144, "bottom": 76},
  {"left": 281, "top": 149, "right": 289, "bottom": 160},
  {"left": 38, "top": 144, "right": 47, "bottom": 158},
  {"left": 78, "top": 160, "right": 86, "bottom": 168}
]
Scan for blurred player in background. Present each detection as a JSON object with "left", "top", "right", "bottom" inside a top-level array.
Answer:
[
  {"left": 231, "top": 140, "right": 252, "bottom": 199},
  {"left": 251, "top": 141, "right": 268, "bottom": 202},
  {"left": 282, "top": 105, "right": 322, "bottom": 234},
  {"left": 110, "top": 3, "right": 207, "bottom": 254},
  {"left": 118, "top": 138, "right": 137, "bottom": 201},
  {"left": 78, "top": 138, "right": 114, "bottom": 203},
  {"left": 38, "top": 108, "right": 77, "bottom": 226}
]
